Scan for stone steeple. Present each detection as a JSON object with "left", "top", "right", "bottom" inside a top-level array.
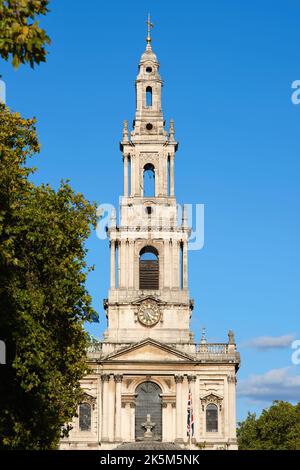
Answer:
[
  {"left": 104, "top": 18, "right": 191, "bottom": 345},
  {"left": 60, "top": 19, "right": 240, "bottom": 451}
]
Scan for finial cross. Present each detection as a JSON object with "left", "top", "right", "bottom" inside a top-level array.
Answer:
[{"left": 147, "top": 14, "right": 154, "bottom": 44}]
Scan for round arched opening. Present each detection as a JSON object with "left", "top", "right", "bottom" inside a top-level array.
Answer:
[
  {"left": 139, "top": 246, "right": 159, "bottom": 290},
  {"left": 143, "top": 163, "right": 155, "bottom": 197},
  {"left": 135, "top": 381, "right": 162, "bottom": 441}
]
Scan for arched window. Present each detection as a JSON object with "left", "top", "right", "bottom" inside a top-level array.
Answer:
[
  {"left": 206, "top": 404, "right": 218, "bottom": 432},
  {"left": 135, "top": 381, "right": 162, "bottom": 441},
  {"left": 143, "top": 163, "right": 155, "bottom": 197},
  {"left": 79, "top": 403, "right": 91, "bottom": 431},
  {"left": 139, "top": 246, "right": 159, "bottom": 290},
  {"left": 146, "top": 86, "right": 152, "bottom": 107}
]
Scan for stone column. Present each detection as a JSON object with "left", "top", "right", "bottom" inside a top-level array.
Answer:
[
  {"left": 114, "top": 375, "right": 123, "bottom": 442},
  {"left": 164, "top": 240, "right": 169, "bottom": 288},
  {"left": 170, "top": 154, "right": 174, "bottom": 197},
  {"left": 228, "top": 374, "right": 237, "bottom": 440},
  {"left": 162, "top": 402, "right": 168, "bottom": 442},
  {"left": 128, "top": 240, "right": 134, "bottom": 288},
  {"left": 123, "top": 154, "right": 128, "bottom": 197},
  {"left": 97, "top": 376, "right": 102, "bottom": 445},
  {"left": 172, "top": 403, "right": 176, "bottom": 441},
  {"left": 101, "top": 374, "right": 110, "bottom": 441},
  {"left": 173, "top": 241, "right": 180, "bottom": 288},
  {"left": 118, "top": 240, "right": 122, "bottom": 288},
  {"left": 108, "top": 374, "right": 116, "bottom": 442},
  {"left": 117, "top": 240, "right": 121, "bottom": 288},
  {"left": 182, "top": 240, "right": 188, "bottom": 289},
  {"left": 124, "top": 239, "right": 128, "bottom": 289},
  {"left": 169, "top": 239, "right": 173, "bottom": 288},
  {"left": 175, "top": 375, "right": 184, "bottom": 442},
  {"left": 110, "top": 240, "right": 115, "bottom": 289},
  {"left": 224, "top": 375, "right": 229, "bottom": 439},
  {"left": 130, "top": 403, "right": 135, "bottom": 441},
  {"left": 125, "top": 239, "right": 129, "bottom": 289}
]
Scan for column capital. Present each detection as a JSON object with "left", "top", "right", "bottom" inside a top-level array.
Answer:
[
  {"left": 227, "top": 375, "right": 237, "bottom": 384},
  {"left": 174, "top": 375, "right": 184, "bottom": 383},
  {"left": 101, "top": 373, "right": 111, "bottom": 382},
  {"left": 114, "top": 374, "right": 123, "bottom": 383},
  {"left": 187, "top": 375, "right": 196, "bottom": 383}
]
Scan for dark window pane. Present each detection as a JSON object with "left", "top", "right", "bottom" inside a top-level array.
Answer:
[
  {"left": 135, "top": 381, "right": 162, "bottom": 440},
  {"left": 206, "top": 404, "right": 218, "bottom": 432},
  {"left": 79, "top": 403, "right": 91, "bottom": 431}
]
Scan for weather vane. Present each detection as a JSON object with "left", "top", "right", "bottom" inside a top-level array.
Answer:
[{"left": 146, "top": 13, "right": 154, "bottom": 45}]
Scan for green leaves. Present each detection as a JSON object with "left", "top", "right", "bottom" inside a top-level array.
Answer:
[
  {"left": 0, "top": 0, "right": 51, "bottom": 68},
  {"left": 237, "top": 401, "right": 300, "bottom": 450},
  {"left": 0, "top": 104, "right": 98, "bottom": 449}
]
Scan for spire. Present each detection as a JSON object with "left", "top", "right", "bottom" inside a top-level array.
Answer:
[{"left": 146, "top": 13, "right": 154, "bottom": 50}]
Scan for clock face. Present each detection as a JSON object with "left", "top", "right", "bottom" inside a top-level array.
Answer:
[{"left": 138, "top": 304, "right": 160, "bottom": 327}]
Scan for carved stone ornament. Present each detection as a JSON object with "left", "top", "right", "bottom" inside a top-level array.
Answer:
[
  {"left": 174, "top": 375, "right": 184, "bottom": 383},
  {"left": 81, "top": 392, "right": 96, "bottom": 410},
  {"left": 227, "top": 375, "right": 237, "bottom": 384},
  {"left": 187, "top": 375, "right": 196, "bottom": 383},
  {"left": 114, "top": 374, "right": 123, "bottom": 383},
  {"left": 101, "top": 374, "right": 110, "bottom": 382},
  {"left": 200, "top": 393, "right": 223, "bottom": 411},
  {"left": 140, "top": 152, "right": 159, "bottom": 167}
]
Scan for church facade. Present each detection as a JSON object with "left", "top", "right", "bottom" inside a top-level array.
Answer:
[{"left": 60, "top": 21, "right": 240, "bottom": 451}]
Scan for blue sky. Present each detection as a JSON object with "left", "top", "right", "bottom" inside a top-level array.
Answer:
[{"left": 1, "top": 0, "right": 300, "bottom": 421}]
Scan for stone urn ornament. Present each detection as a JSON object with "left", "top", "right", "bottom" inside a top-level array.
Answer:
[{"left": 142, "top": 414, "right": 156, "bottom": 440}]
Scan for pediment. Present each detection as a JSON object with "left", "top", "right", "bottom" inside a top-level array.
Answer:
[
  {"left": 131, "top": 296, "right": 165, "bottom": 306},
  {"left": 103, "top": 339, "right": 195, "bottom": 363}
]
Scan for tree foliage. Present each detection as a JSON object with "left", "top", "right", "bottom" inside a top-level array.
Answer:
[
  {"left": 0, "top": 0, "right": 51, "bottom": 68},
  {"left": 237, "top": 401, "right": 300, "bottom": 450},
  {"left": 0, "top": 103, "right": 97, "bottom": 449}
]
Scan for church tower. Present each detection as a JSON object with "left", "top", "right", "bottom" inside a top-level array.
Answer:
[
  {"left": 60, "top": 18, "right": 240, "bottom": 451},
  {"left": 104, "top": 16, "right": 192, "bottom": 347}
]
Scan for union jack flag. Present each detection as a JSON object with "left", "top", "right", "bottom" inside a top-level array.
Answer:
[{"left": 187, "top": 389, "right": 194, "bottom": 437}]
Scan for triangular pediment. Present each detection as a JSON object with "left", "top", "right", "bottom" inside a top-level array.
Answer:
[
  {"left": 103, "top": 338, "right": 195, "bottom": 363},
  {"left": 131, "top": 296, "right": 165, "bottom": 305}
]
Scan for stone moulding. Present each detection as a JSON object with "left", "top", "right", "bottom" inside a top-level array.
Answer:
[{"left": 200, "top": 393, "right": 223, "bottom": 411}]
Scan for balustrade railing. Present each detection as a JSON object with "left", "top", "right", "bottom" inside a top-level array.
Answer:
[{"left": 196, "top": 343, "right": 229, "bottom": 354}]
